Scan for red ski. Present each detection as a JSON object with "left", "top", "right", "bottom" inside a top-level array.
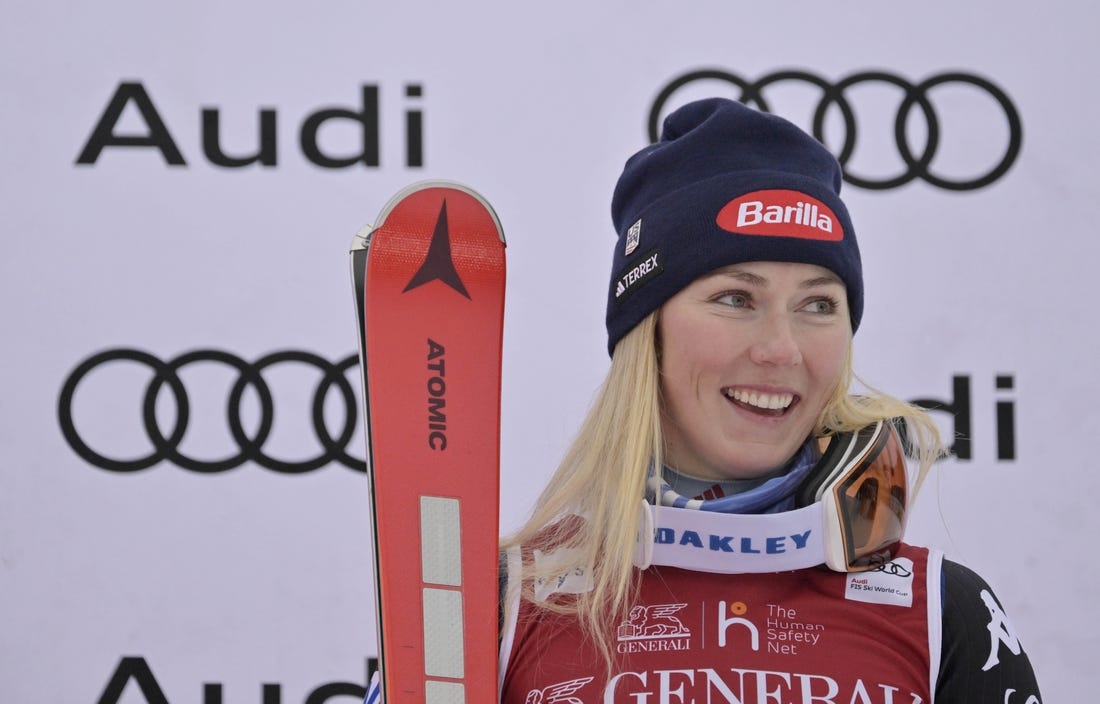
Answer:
[{"left": 350, "top": 181, "right": 506, "bottom": 704}]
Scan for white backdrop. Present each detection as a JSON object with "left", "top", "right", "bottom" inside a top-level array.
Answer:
[{"left": 2, "top": 2, "right": 1092, "bottom": 701}]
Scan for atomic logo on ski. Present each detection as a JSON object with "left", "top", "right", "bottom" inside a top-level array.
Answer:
[{"left": 402, "top": 200, "right": 471, "bottom": 299}]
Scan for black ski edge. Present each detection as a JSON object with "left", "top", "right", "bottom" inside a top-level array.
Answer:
[{"left": 348, "top": 226, "right": 387, "bottom": 694}]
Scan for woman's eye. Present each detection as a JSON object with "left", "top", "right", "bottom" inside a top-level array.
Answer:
[
  {"left": 803, "top": 297, "right": 839, "bottom": 314},
  {"left": 715, "top": 292, "right": 750, "bottom": 308}
]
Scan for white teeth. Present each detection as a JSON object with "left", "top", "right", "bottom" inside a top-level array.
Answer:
[{"left": 726, "top": 389, "right": 794, "bottom": 410}]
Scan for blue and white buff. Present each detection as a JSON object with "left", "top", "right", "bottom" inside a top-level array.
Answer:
[
  {"left": 635, "top": 440, "right": 830, "bottom": 574},
  {"left": 647, "top": 440, "right": 818, "bottom": 514}
]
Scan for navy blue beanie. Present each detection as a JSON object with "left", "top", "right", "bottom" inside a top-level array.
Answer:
[{"left": 605, "top": 98, "right": 863, "bottom": 355}]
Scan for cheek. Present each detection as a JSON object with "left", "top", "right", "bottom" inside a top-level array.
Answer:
[
  {"left": 658, "top": 318, "right": 699, "bottom": 380},
  {"left": 806, "top": 334, "right": 850, "bottom": 392},
  {"left": 658, "top": 327, "right": 729, "bottom": 415},
  {"left": 661, "top": 333, "right": 730, "bottom": 387}
]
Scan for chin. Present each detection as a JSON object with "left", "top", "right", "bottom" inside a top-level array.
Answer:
[{"left": 721, "top": 445, "right": 803, "bottom": 479}]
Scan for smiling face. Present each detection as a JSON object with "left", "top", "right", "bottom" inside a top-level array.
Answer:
[{"left": 657, "top": 261, "right": 851, "bottom": 480}]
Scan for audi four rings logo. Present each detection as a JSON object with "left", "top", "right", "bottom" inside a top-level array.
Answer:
[
  {"left": 58, "top": 348, "right": 366, "bottom": 473},
  {"left": 649, "top": 69, "right": 1022, "bottom": 190}
]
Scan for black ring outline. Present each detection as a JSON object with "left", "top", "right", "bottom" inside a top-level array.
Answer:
[
  {"left": 59, "top": 349, "right": 367, "bottom": 473},
  {"left": 58, "top": 348, "right": 185, "bottom": 472},
  {"left": 648, "top": 68, "right": 1021, "bottom": 191},
  {"left": 323, "top": 354, "right": 367, "bottom": 472},
  {"left": 899, "top": 71, "right": 1023, "bottom": 190},
  {"left": 227, "top": 350, "right": 361, "bottom": 474},
  {"left": 818, "top": 70, "right": 939, "bottom": 190},
  {"left": 144, "top": 349, "right": 273, "bottom": 473}
]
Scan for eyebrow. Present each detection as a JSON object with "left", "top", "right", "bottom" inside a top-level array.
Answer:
[
  {"left": 711, "top": 269, "right": 844, "bottom": 289},
  {"left": 799, "top": 274, "right": 844, "bottom": 289},
  {"left": 714, "top": 270, "right": 767, "bottom": 285}
]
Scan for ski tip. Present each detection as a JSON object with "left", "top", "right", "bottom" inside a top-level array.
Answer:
[{"left": 376, "top": 179, "right": 507, "bottom": 247}]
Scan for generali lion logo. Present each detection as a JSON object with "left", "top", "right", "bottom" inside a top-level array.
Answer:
[
  {"left": 525, "top": 676, "right": 594, "bottom": 704},
  {"left": 617, "top": 603, "right": 690, "bottom": 640}
]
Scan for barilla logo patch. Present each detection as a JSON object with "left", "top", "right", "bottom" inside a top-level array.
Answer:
[
  {"left": 625, "top": 218, "right": 642, "bottom": 255},
  {"left": 614, "top": 249, "right": 662, "bottom": 302},
  {"left": 716, "top": 189, "right": 842, "bottom": 241}
]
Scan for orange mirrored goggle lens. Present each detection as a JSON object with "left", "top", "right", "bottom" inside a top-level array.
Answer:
[{"left": 830, "top": 423, "right": 907, "bottom": 571}]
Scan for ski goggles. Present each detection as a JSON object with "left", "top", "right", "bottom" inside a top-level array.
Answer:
[
  {"left": 633, "top": 420, "right": 908, "bottom": 574},
  {"left": 802, "top": 419, "right": 908, "bottom": 572}
]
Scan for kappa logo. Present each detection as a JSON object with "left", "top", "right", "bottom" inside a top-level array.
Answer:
[
  {"left": 613, "top": 249, "right": 663, "bottom": 302},
  {"left": 716, "top": 189, "right": 843, "bottom": 242},
  {"left": 981, "top": 589, "right": 1022, "bottom": 672},
  {"left": 403, "top": 200, "right": 470, "bottom": 298},
  {"left": 524, "top": 676, "right": 594, "bottom": 704},
  {"left": 625, "top": 218, "right": 642, "bottom": 255}
]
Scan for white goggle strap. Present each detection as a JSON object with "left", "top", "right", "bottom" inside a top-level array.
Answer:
[{"left": 633, "top": 500, "right": 829, "bottom": 574}]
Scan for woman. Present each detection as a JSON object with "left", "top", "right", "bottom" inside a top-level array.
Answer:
[{"left": 498, "top": 99, "right": 1042, "bottom": 703}]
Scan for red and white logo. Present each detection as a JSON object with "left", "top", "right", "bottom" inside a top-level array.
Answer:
[
  {"left": 625, "top": 218, "right": 642, "bottom": 255},
  {"left": 617, "top": 603, "right": 691, "bottom": 640},
  {"left": 524, "top": 676, "right": 594, "bottom": 704},
  {"left": 716, "top": 189, "right": 842, "bottom": 241},
  {"left": 615, "top": 603, "right": 693, "bottom": 655}
]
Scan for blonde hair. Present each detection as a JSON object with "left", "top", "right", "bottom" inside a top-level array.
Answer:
[{"left": 500, "top": 310, "right": 944, "bottom": 666}]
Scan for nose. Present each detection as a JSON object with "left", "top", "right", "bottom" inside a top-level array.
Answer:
[{"left": 748, "top": 314, "right": 803, "bottom": 367}]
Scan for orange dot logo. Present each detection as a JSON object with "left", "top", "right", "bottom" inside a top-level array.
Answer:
[{"left": 728, "top": 601, "right": 747, "bottom": 615}]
